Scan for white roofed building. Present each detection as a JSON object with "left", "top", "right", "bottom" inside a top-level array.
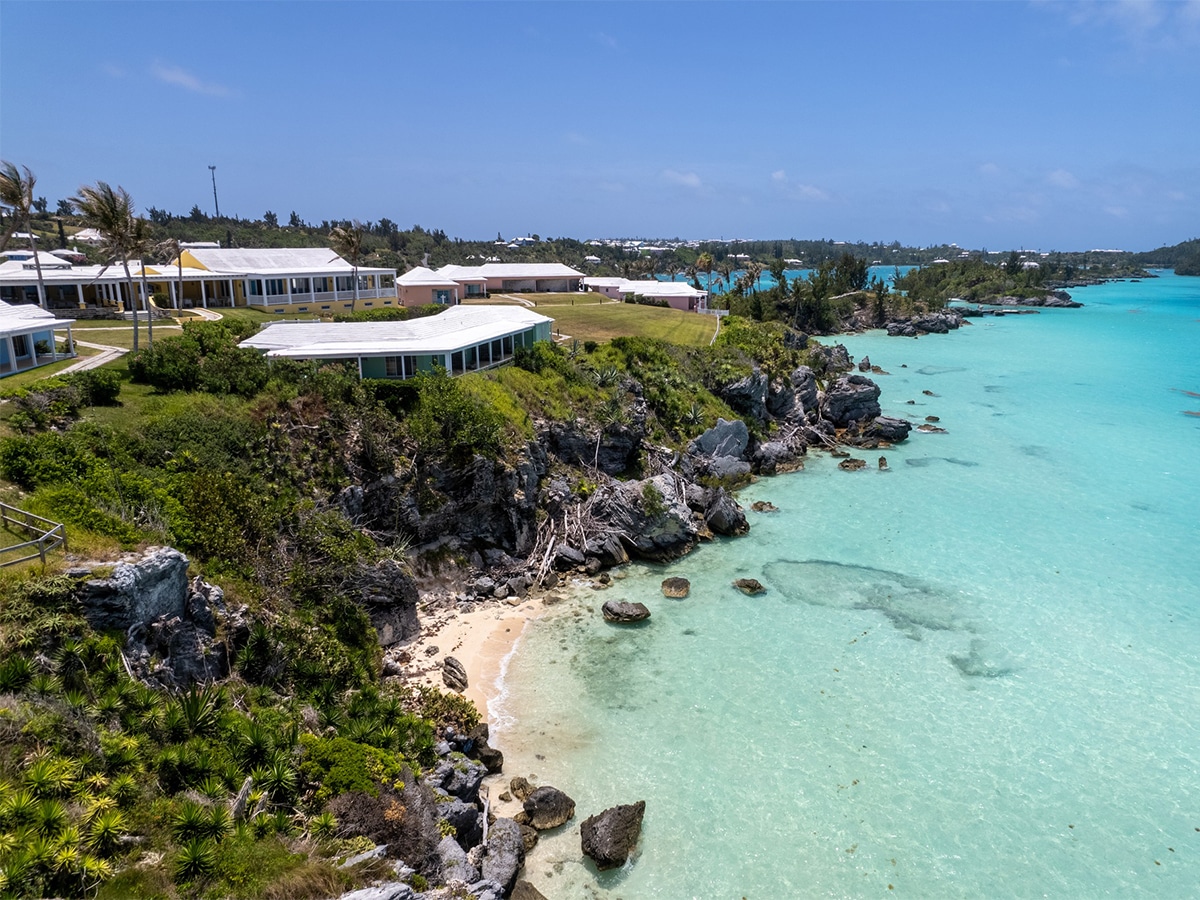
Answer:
[
  {"left": 583, "top": 277, "right": 708, "bottom": 311},
  {"left": 240, "top": 305, "right": 553, "bottom": 378},
  {"left": 0, "top": 300, "right": 75, "bottom": 377}
]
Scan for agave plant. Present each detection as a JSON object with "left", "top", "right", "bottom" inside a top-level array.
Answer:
[
  {"left": 86, "top": 808, "right": 127, "bottom": 857},
  {"left": 203, "top": 805, "right": 233, "bottom": 842},
  {"left": 176, "top": 685, "right": 225, "bottom": 738},
  {"left": 28, "top": 672, "right": 61, "bottom": 698},
  {"left": 252, "top": 755, "right": 296, "bottom": 802},
  {"left": 0, "top": 655, "right": 33, "bottom": 693},
  {"left": 174, "top": 837, "right": 217, "bottom": 882},
  {"left": 198, "top": 775, "right": 227, "bottom": 802},
  {"left": 107, "top": 773, "right": 139, "bottom": 808},
  {"left": 55, "top": 637, "right": 89, "bottom": 690},
  {"left": 34, "top": 798, "right": 69, "bottom": 838},
  {"left": 308, "top": 811, "right": 338, "bottom": 841},
  {"left": 171, "top": 800, "right": 208, "bottom": 843},
  {"left": 24, "top": 756, "right": 75, "bottom": 799},
  {"left": 235, "top": 719, "right": 274, "bottom": 770},
  {"left": 1, "top": 787, "right": 39, "bottom": 826}
]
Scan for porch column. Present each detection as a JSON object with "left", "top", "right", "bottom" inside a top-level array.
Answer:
[
  {"left": 228, "top": 279, "right": 235, "bottom": 307},
  {"left": 333, "top": 279, "right": 340, "bottom": 302},
  {"left": 200, "top": 279, "right": 208, "bottom": 308},
  {"left": 4, "top": 337, "right": 14, "bottom": 374},
  {"left": 168, "top": 281, "right": 176, "bottom": 308},
  {"left": 309, "top": 279, "right": 315, "bottom": 305},
  {"left": 31, "top": 334, "right": 40, "bottom": 367},
  {"left": 286, "top": 278, "right": 293, "bottom": 305},
  {"left": 357, "top": 357, "right": 363, "bottom": 378},
  {"left": 66, "top": 325, "right": 74, "bottom": 356},
  {"left": 76, "top": 283, "right": 86, "bottom": 308}
]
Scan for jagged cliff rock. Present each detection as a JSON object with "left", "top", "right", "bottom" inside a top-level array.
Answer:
[{"left": 71, "top": 548, "right": 231, "bottom": 688}]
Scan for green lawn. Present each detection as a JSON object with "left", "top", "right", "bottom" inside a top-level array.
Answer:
[
  {"left": 469, "top": 294, "right": 719, "bottom": 347},
  {"left": 69, "top": 323, "right": 184, "bottom": 351},
  {"left": 0, "top": 356, "right": 92, "bottom": 392}
]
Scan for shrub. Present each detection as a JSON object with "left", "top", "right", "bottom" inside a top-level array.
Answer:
[
  {"left": 296, "top": 735, "right": 406, "bottom": 804},
  {"left": 405, "top": 369, "right": 502, "bottom": 460}
]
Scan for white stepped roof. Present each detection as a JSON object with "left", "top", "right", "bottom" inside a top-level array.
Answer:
[
  {"left": 0, "top": 299, "right": 74, "bottom": 335},
  {"left": 439, "top": 263, "right": 583, "bottom": 280},
  {"left": 619, "top": 279, "right": 706, "bottom": 297},
  {"left": 183, "top": 247, "right": 393, "bottom": 275},
  {"left": 240, "top": 304, "right": 552, "bottom": 359},
  {"left": 397, "top": 266, "right": 460, "bottom": 287}
]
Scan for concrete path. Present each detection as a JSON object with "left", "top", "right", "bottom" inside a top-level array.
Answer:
[
  {"left": 56, "top": 340, "right": 127, "bottom": 375},
  {"left": 187, "top": 307, "right": 224, "bottom": 321}
]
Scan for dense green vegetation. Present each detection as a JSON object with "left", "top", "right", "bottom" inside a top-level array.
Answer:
[
  {"left": 1131, "top": 237, "right": 1200, "bottom": 275},
  {"left": 0, "top": 304, "right": 834, "bottom": 896}
]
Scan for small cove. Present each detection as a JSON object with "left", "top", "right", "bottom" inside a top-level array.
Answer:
[{"left": 495, "top": 271, "right": 1200, "bottom": 898}]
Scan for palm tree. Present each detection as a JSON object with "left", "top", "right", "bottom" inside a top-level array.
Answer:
[
  {"left": 329, "top": 222, "right": 365, "bottom": 312},
  {"left": 71, "top": 182, "right": 140, "bottom": 351},
  {"left": 130, "top": 217, "right": 155, "bottom": 344},
  {"left": 744, "top": 260, "right": 764, "bottom": 295},
  {"left": 0, "top": 161, "right": 48, "bottom": 309},
  {"left": 155, "top": 236, "right": 184, "bottom": 310},
  {"left": 718, "top": 259, "right": 735, "bottom": 295},
  {"left": 695, "top": 252, "right": 714, "bottom": 295}
]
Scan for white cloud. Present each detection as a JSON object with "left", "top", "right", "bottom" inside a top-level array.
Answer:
[
  {"left": 1047, "top": 168, "right": 1080, "bottom": 189},
  {"left": 770, "top": 169, "right": 829, "bottom": 201},
  {"left": 150, "top": 62, "right": 229, "bottom": 96},
  {"left": 1104, "top": 205, "right": 1129, "bottom": 217},
  {"left": 979, "top": 162, "right": 1001, "bottom": 176},
  {"left": 663, "top": 169, "right": 702, "bottom": 189},
  {"left": 595, "top": 32, "right": 619, "bottom": 50},
  {"left": 1052, "top": 0, "right": 1200, "bottom": 49}
]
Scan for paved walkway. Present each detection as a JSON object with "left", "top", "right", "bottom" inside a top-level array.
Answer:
[{"left": 57, "top": 340, "right": 127, "bottom": 375}]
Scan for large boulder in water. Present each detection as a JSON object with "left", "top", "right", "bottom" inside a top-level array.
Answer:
[
  {"left": 580, "top": 801, "right": 646, "bottom": 870},
  {"left": 823, "top": 374, "right": 882, "bottom": 427},
  {"left": 522, "top": 786, "right": 576, "bottom": 830},
  {"left": 705, "top": 488, "right": 749, "bottom": 536},
  {"left": 866, "top": 416, "right": 912, "bottom": 443},
  {"left": 602, "top": 600, "right": 650, "bottom": 623}
]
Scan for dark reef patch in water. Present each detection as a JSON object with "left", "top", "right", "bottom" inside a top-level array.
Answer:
[
  {"left": 1021, "top": 445, "right": 1051, "bottom": 459},
  {"left": 917, "top": 366, "right": 967, "bottom": 376},
  {"left": 949, "top": 640, "right": 1015, "bottom": 678},
  {"left": 905, "top": 457, "right": 980, "bottom": 468},
  {"left": 984, "top": 385, "right": 1005, "bottom": 393},
  {"left": 764, "top": 559, "right": 964, "bottom": 639}
]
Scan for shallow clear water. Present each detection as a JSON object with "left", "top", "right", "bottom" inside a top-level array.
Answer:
[{"left": 496, "top": 271, "right": 1200, "bottom": 898}]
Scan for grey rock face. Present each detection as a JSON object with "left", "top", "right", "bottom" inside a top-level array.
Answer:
[
  {"left": 789, "top": 366, "right": 820, "bottom": 422},
  {"left": 553, "top": 543, "right": 586, "bottom": 571},
  {"left": 522, "top": 785, "right": 576, "bottom": 830},
  {"left": 440, "top": 797, "right": 483, "bottom": 849},
  {"left": 438, "top": 834, "right": 480, "bottom": 884},
  {"left": 442, "top": 656, "right": 468, "bottom": 692},
  {"left": 808, "top": 343, "right": 852, "bottom": 376},
  {"left": 689, "top": 417, "right": 750, "bottom": 460},
  {"left": 479, "top": 817, "right": 524, "bottom": 895},
  {"left": 753, "top": 440, "right": 799, "bottom": 475},
  {"left": 335, "top": 885, "right": 415, "bottom": 900},
  {"left": 464, "top": 723, "right": 503, "bottom": 775},
  {"left": 602, "top": 600, "right": 651, "bottom": 623},
  {"left": 823, "top": 374, "right": 882, "bottom": 427},
  {"left": 588, "top": 475, "right": 697, "bottom": 562},
  {"left": 705, "top": 455, "right": 752, "bottom": 481},
  {"left": 584, "top": 533, "right": 629, "bottom": 568},
  {"left": 718, "top": 370, "right": 770, "bottom": 422},
  {"left": 705, "top": 488, "right": 749, "bottom": 536},
  {"left": 354, "top": 558, "right": 420, "bottom": 647},
  {"left": 545, "top": 418, "right": 642, "bottom": 475},
  {"left": 867, "top": 416, "right": 912, "bottom": 443},
  {"left": 512, "top": 879, "right": 549, "bottom": 900},
  {"left": 427, "top": 755, "right": 487, "bottom": 804},
  {"left": 77, "top": 547, "right": 190, "bottom": 631},
  {"left": 580, "top": 801, "right": 646, "bottom": 871}
]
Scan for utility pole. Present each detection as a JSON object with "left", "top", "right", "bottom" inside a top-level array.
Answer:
[{"left": 208, "top": 165, "right": 221, "bottom": 219}]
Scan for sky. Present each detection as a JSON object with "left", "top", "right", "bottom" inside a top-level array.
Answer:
[{"left": 2, "top": 1, "right": 1198, "bottom": 251}]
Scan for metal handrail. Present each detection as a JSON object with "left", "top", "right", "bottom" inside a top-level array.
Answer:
[{"left": 0, "top": 501, "right": 67, "bottom": 566}]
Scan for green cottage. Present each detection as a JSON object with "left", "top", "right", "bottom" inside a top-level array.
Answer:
[{"left": 239, "top": 305, "right": 553, "bottom": 378}]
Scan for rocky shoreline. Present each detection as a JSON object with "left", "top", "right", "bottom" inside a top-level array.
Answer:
[{"left": 60, "top": 328, "right": 950, "bottom": 899}]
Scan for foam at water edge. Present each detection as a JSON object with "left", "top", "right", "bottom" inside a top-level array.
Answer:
[{"left": 486, "top": 619, "right": 527, "bottom": 736}]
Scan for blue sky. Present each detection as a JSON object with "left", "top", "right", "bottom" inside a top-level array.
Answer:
[{"left": 2, "top": 1, "right": 1198, "bottom": 251}]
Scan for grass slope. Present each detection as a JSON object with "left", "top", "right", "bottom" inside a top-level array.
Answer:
[{"left": 473, "top": 293, "right": 718, "bottom": 347}]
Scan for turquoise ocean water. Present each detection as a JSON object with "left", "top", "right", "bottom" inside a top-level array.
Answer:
[{"left": 495, "top": 271, "right": 1200, "bottom": 898}]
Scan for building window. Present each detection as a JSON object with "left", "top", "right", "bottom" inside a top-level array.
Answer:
[
  {"left": 247, "top": 280, "right": 263, "bottom": 296},
  {"left": 380, "top": 274, "right": 395, "bottom": 288},
  {"left": 265, "top": 279, "right": 287, "bottom": 296},
  {"left": 313, "top": 277, "right": 331, "bottom": 292},
  {"left": 357, "top": 275, "right": 372, "bottom": 291},
  {"left": 336, "top": 276, "right": 355, "bottom": 292},
  {"left": 12, "top": 335, "right": 29, "bottom": 357},
  {"left": 435, "top": 290, "right": 451, "bottom": 304},
  {"left": 291, "top": 278, "right": 310, "bottom": 294}
]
